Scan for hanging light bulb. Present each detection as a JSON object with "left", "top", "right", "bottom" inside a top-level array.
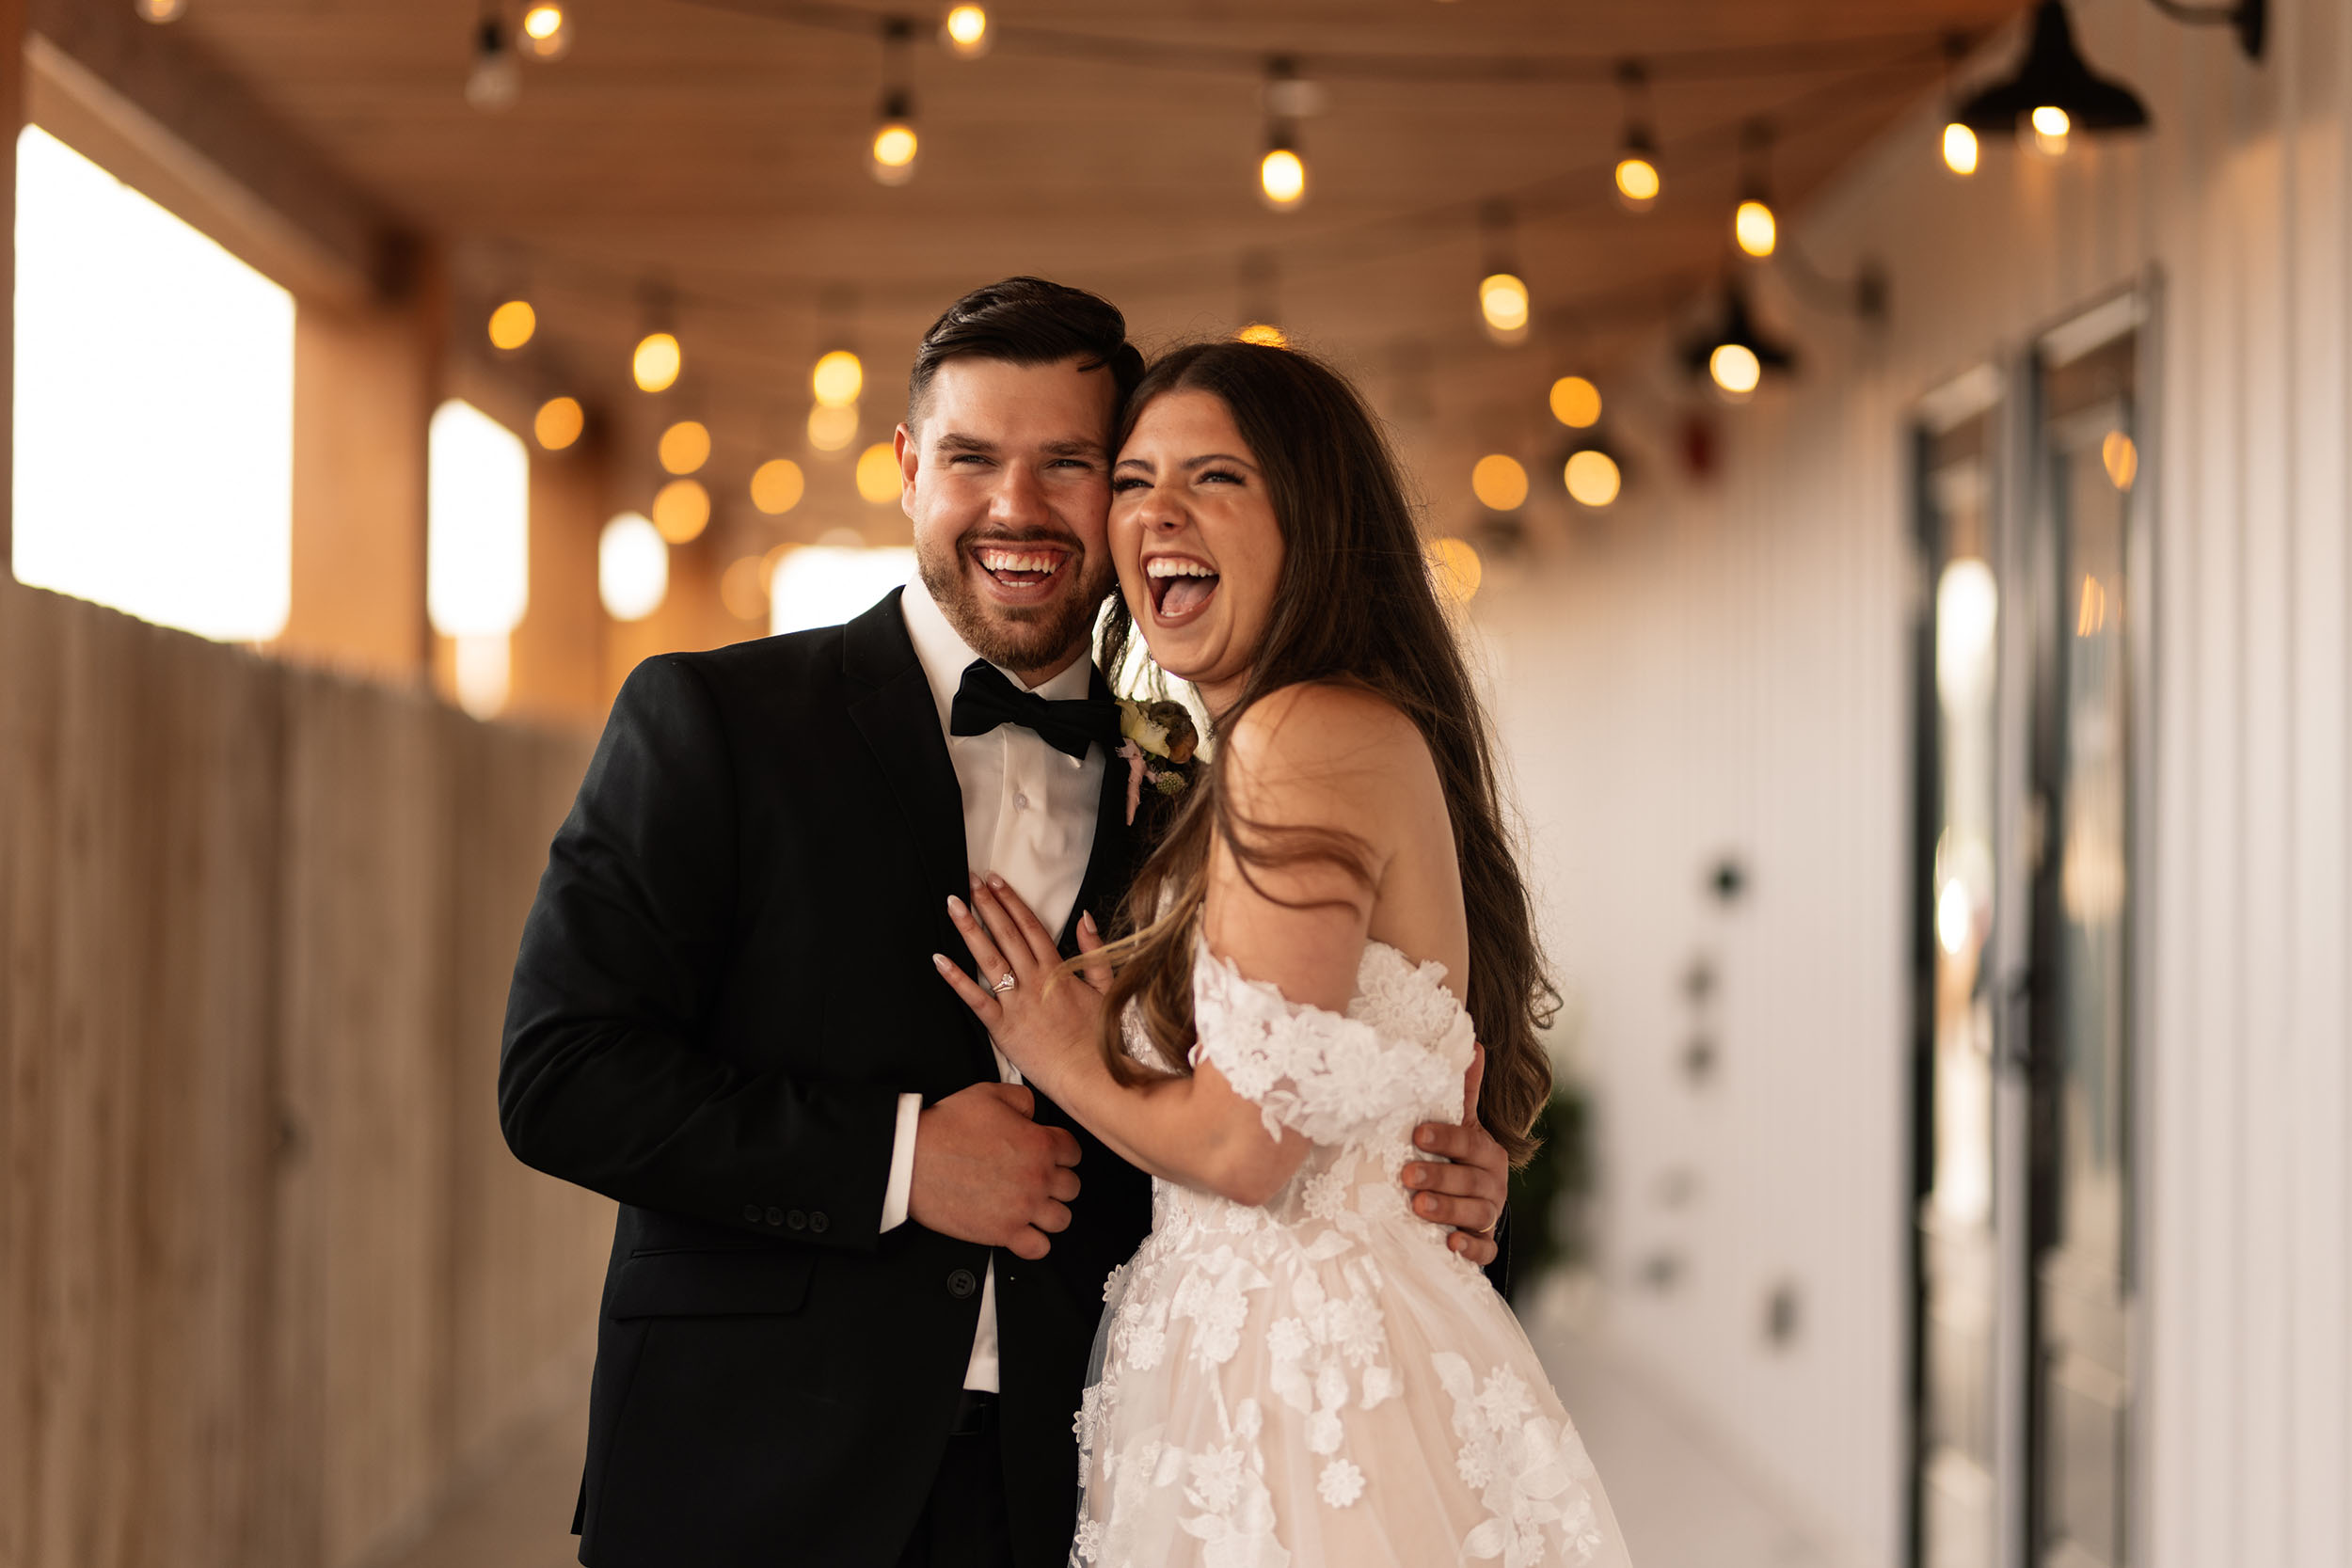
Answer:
[
  {"left": 1734, "top": 199, "right": 1777, "bottom": 259},
  {"left": 1260, "top": 139, "right": 1307, "bottom": 211},
  {"left": 1681, "top": 281, "right": 1796, "bottom": 403},
  {"left": 808, "top": 404, "right": 860, "bottom": 452},
  {"left": 135, "top": 0, "right": 185, "bottom": 23},
  {"left": 812, "top": 350, "right": 865, "bottom": 408},
  {"left": 659, "top": 420, "right": 711, "bottom": 476},
  {"left": 466, "top": 12, "right": 521, "bottom": 111},
  {"left": 652, "top": 478, "right": 711, "bottom": 544},
  {"left": 1470, "top": 454, "right": 1529, "bottom": 512},
  {"left": 533, "top": 396, "right": 584, "bottom": 451},
  {"left": 871, "top": 94, "right": 920, "bottom": 184},
  {"left": 1730, "top": 121, "right": 1778, "bottom": 260},
  {"left": 1942, "top": 121, "right": 1981, "bottom": 176},
  {"left": 1952, "top": 2, "right": 2149, "bottom": 153},
  {"left": 1709, "top": 344, "right": 1761, "bottom": 398},
  {"left": 1564, "top": 446, "right": 1624, "bottom": 508},
  {"left": 941, "top": 4, "right": 991, "bottom": 58},
  {"left": 1613, "top": 61, "right": 1661, "bottom": 213},
  {"left": 1549, "top": 375, "right": 1602, "bottom": 429},
  {"left": 519, "top": 2, "right": 573, "bottom": 60},
  {"left": 2029, "top": 104, "right": 2071, "bottom": 156},
  {"left": 1479, "top": 274, "right": 1530, "bottom": 343},
  {"left": 487, "top": 298, "right": 536, "bottom": 351},
  {"left": 633, "top": 331, "right": 682, "bottom": 394}
]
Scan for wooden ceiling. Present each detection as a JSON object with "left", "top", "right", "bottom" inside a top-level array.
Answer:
[{"left": 161, "top": 0, "right": 2027, "bottom": 543}]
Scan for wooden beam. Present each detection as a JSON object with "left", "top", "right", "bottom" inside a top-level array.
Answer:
[
  {"left": 0, "top": 0, "right": 21, "bottom": 572},
  {"left": 25, "top": 0, "right": 406, "bottom": 309}
]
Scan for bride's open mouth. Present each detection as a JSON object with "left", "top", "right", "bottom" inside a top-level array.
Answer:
[
  {"left": 970, "top": 541, "right": 1071, "bottom": 600},
  {"left": 1145, "top": 555, "right": 1219, "bottom": 625}
]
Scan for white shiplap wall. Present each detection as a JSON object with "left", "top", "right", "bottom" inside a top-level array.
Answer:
[{"left": 1473, "top": 2, "right": 2350, "bottom": 1564}]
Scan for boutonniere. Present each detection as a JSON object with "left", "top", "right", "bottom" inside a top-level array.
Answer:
[{"left": 1115, "top": 697, "right": 1200, "bottom": 826}]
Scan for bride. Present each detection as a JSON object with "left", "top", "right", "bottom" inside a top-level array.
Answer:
[{"left": 931, "top": 341, "right": 1633, "bottom": 1567}]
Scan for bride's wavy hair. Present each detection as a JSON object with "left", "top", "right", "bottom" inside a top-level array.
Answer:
[{"left": 1090, "top": 341, "right": 1556, "bottom": 1165}]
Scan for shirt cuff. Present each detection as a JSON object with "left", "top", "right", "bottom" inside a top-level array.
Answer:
[{"left": 879, "top": 1092, "right": 922, "bottom": 1232}]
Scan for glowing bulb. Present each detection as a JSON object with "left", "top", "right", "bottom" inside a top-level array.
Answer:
[
  {"left": 659, "top": 420, "right": 711, "bottom": 476},
  {"left": 651, "top": 478, "right": 710, "bottom": 544},
  {"left": 721, "top": 555, "right": 770, "bottom": 621},
  {"left": 872, "top": 121, "right": 919, "bottom": 185},
  {"left": 1260, "top": 147, "right": 1307, "bottom": 210},
  {"left": 1708, "top": 342, "right": 1761, "bottom": 398},
  {"left": 486, "top": 299, "right": 535, "bottom": 351},
  {"left": 807, "top": 404, "right": 860, "bottom": 452},
  {"left": 1614, "top": 155, "right": 1660, "bottom": 211},
  {"left": 1942, "top": 122, "right": 1979, "bottom": 176},
  {"left": 2101, "top": 431, "right": 2137, "bottom": 491},
  {"left": 533, "top": 396, "right": 584, "bottom": 451},
  {"left": 1470, "top": 454, "right": 1529, "bottom": 512},
  {"left": 2030, "top": 105, "right": 2070, "bottom": 156},
  {"left": 1936, "top": 879, "right": 1974, "bottom": 956},
  {"left": 1428, "top": 537, "right": 1483, "bottom": 603},
  {"left": 633, "top": 331, "right": 681, "bottom": 393},
  {"left": 1734, "top": 198, "right": 1777, "bottom": 259},
  {"left": 136, "top": 0, "right": 185, "bottom": 24},
  {"left": 1479, "top": 273, "right": 1530, "bottom": 342},
  {"left": 942, "top": 4, "right": 991, "bottom": 57},
  {"left": 1549, "top": 376, "right": 1601, "bottom": 429},
  {"left": 1565, "top": 450, "right": 1622, "bottom": 508},
  {"left": 751, "top": 458, "right": 806, "bottom": 515},
  {"left": 1236, "top": 323, "right": 1288, "bottom": 348},
  {"left": 519, "top": 2, "right": 572, "bottom": 59},
  {"left": 812, "top": 350, "right": 865, "bottom": 408},
  {"left": 598, "top": 513, "right": 668, "bottom": 622},
  {"left": 855, "top": 443, "right": 903, "bottom": 504}
]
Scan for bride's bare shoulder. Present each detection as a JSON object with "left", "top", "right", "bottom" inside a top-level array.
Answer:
[{"left": 1220, "top": 683, "right": 1439, "bottom": 832}]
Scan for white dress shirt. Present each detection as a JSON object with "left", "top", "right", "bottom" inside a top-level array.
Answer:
[{"left": 880, "top": 580, "right": 1107, "bottom": 1391}]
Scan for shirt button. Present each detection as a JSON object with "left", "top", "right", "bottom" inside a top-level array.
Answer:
[
  {"left": 947, "top": 1268, "right": 978, "bottom": 1299},
  {"left": 765, "top": 1206, "right": 785, "bottom": 1227},
  {"left": 1013, "top": 792, "right": 1030, "bottom": 811},
  {"left": 809, "top": 1212, "right": 829, "bottom": 1234},
  {"left": 787, "top": 1210, "right": 807, "bottom": 1230},
  {"left": 742, "top": 1203, "right": 763, "bottom": 1224}
]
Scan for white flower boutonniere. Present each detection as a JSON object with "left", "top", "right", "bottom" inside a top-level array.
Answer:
[{"left": 1115, "top": 697, "right": 1200, "bottom": 826}]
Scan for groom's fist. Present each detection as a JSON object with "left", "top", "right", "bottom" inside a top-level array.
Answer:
[{"left": 908, "top": 1083, "right": 1084, "bottom": 1260}]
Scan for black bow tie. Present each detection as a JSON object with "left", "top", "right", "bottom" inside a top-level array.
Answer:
[{"left": 949, "top": 660, "right": 1120, "bottom": 761}]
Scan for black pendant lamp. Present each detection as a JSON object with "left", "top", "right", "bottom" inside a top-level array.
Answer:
[
  {"left": 1955, "top": 1, "right": 2150, "bottom": 138},
  {"left": 1681, "top": 282, "right": 1797, "bottom": 399}
]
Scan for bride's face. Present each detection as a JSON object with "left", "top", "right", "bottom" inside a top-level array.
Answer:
[{"left": 1110, "top": 389, "right": 1284, "bottom": 710}]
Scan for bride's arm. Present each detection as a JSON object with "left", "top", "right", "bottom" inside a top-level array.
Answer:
[{"left": 941, "top": 685, "right": 1419, "bottom": 1205}]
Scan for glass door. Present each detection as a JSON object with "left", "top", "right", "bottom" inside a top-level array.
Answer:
[{"left": 2025, "top": 312, "right": 2139, "bottom": 1568}]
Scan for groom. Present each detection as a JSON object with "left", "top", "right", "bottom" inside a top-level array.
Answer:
[{"left": 500, "top": 277, "right": 1511, "bottom": 1568}]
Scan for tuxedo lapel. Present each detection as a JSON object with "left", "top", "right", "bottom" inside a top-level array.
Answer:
[
  {"left": 1058, "top": 664, "right": 1136, "bottom": 959},
  {"left": 841, "top": 591, "right": 997, "bottom": 1077}
]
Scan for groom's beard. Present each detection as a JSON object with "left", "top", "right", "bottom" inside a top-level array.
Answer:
[{"left": 918, "top": 528, "right": 1114, "bottom": 676}]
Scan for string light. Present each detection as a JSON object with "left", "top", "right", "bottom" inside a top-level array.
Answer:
[
  {"left": 855, "top": 443, "right": 903, "bottom": 503},
  {"left": 812, "top": 350, "right": 865, "bottom": 407},
  {"left": 1259, "top": 59, "right": 1309, "bottom": 211},
  {"left": 633, "top": 331, "right": 682, "bottom": 393},
  {"left": 135, "top": 0, "right": 185, "bottom": 23},
  {"left": 1549, "top": 376, "right": 1602, "bottom": 429},
  {"left": 1565, "top": 449, "right": 1623, "bottom": 508},
  {"left": 519, "top": 2, "right": 573, "bottom": 60},
  {"left": 751, "top": 457, "right": 806, "bottom": 514},
  {"left": 808, "top": 404, "right": 859, "bottom": 452},
  {"left": 1613, "top": 61, "right": 1661, "bottom": 212},
  {"left": 941, "top": 5, "right": 991, "bottom": 58},
  {"left": 1470, "top": 454, "right": 1529, "bottom": 512},
  {"left": 533, "top": 396, "right": 585, "bottom": 451},
  {"left": 1683, "top": 281, "right": 1795, "bottom": 401},
  {"left": 2029, "top": 103, "right": 2070, "bottom": 156},
  {"left": 659, "top": 420, "right": 711, "bottom": 475},
  {"left": 487, "top": 298, "right": 536, "bottom": 351},
  {"left": 1476, "top": 201, "right": 1529, "bottom": 346},
  {"left": 598, "top": 513, "right": 668, "bottom": 622},
  {"left": 1732, "top": 122, "right": 1777, "bottom": 259},
  {"left": 1734, "top": 199, "right": 1777, "bottom": 258},
  {"left": 466, "top": 11, "right": 521, "bottom": 111},
  {"left": 1709, "top": 343, "right": 1761, "bottom": 397},
  {"left": 1942, "top": 121, "right": 1980, "bottom": 175},
  {"left": 872, "top": 20, "right": 919, "bottom": 185},
  {"left": 651, "top": 478, "right": 710, "bottom": 543}
]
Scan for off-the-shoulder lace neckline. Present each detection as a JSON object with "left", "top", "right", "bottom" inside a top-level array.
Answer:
[{"left": 1197, "top": 935, "right": 1466, "bottom": 1020}]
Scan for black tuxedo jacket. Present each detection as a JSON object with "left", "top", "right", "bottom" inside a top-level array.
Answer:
[{"left": 500, "top": 590, "right": 1155, "bottom": 1567}]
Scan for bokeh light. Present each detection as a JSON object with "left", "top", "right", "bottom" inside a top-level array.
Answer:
[
  {"left": 533, "top": 395, "right": 584, "bottom": 451},
  {"left": 751, "top": 457, "right": 806, "bottom": 515},
  {"left": 659, "top": 420, "right": 711, "bottom": 475},
  {"left": 1565, "top": 450, "right": 1623, "bottom": 508},
  {"left": 721, "top": 554, "right": 770, "bottom": 621},
  {"left": 598, "top": 513, "right": 667, "bottom": 621},
  {"left": 633, "top": 331, "right": 681, "bottom": 393},
  {"left": 855, "top": 443, "right": 903, "bottom": 504},
  {"left": 808, "top": 403, "right": 859, "bottom": 452},
  {"left": 812, "top": 350, "right": 864, "bottom": 408},
  {"left": 1614, "top": 154, "right": 1660, "bottom": 210},
  {"left": 1479, "top": 273, "right": 1530, "bottom": 341},
  {"left": 1237, "top": 323, "right": 1288, "bottom": 348},
  {"left": 487, "top": 298, "right": 535, "bottom": 351},
  {"left": 1549, "top": 375, "right": 1602, "bottom": 429},
  {"left": 1709, "top": 342, "right": 1762, "bottom": 398},
  {"left": 651, "top": 477, "right": 710, "bottom": 543},
  {"left": 1260, "top": 148, "right": 1306, "bottom": 209},
  {"left": 1471, "top": 453, "right": 1529, "bottom": 512},
  {"left": 1428, "top": 536, "right": 1484, "bottom": 602},
  {"left": 942, "top": 5, "right": 991, "bottom": 57},
  {"left": 1734, "top": 198, "right": 1777, "bottom": 259},
  {"left": 1943, "top": 122, "right": 1980, "bottom": 176}
]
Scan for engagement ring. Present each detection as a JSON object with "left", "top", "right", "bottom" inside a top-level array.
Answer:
[{"left": 992, "top": 973, "right": 1018, "bottom": 994}]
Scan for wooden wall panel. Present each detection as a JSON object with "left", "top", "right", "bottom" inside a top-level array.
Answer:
[
  {"left": 0, "top": 574, "right": 610, "bottom": 1568},
  {"left": 1474, "top": 1, "right": 2352, "bottom": 1562}
]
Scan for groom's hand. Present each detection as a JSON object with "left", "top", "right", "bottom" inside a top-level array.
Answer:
[
  {"left": 908, "top": 1083, "right": 1083, "bottom": 1261},
  {"left": 1406, "top": 1043, "right": 1508, "bottom": 1267}
]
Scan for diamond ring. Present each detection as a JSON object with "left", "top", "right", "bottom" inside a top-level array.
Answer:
[{"left": 992, "top": 973, "right": 1018, "bottom": 994}]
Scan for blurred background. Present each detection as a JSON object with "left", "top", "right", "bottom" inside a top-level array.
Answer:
[{"left": 2, "top": 1, "right": 2344, "bottom": 1566}]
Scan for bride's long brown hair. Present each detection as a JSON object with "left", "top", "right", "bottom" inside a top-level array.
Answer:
[{"left": 1091, "top": 341, "right": 1556, "bottom": 1164}]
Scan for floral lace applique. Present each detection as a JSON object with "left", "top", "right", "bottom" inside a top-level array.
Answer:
[{"left": 1433, "top": 1352, "right": 1607, "bottom": 1567}]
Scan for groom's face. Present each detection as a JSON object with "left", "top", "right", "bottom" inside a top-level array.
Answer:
[{"left": 898, "top": 356, "right": 1120, "bottom": 684}]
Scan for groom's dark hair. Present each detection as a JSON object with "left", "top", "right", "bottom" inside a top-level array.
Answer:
[{"left": 906, "top": 277, "right": 1144, "bottom": 432}]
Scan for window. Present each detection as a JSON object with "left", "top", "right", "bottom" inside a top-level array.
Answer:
[
  {"left": 427, "top": 399, "right": 530, "bottom": 717},
  {"left": 11, "top": 126, "right": 294, "bottom": 641}
]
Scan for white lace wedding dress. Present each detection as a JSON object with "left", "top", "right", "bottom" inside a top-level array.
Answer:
[{"left": 1070, "top": 939, "right": 1633, "bottom": 1568}]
